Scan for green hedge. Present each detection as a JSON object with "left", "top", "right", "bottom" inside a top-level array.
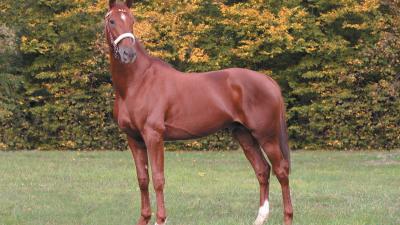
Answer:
[{"left": 0, "top": 0, "right": 398, "bottom": 150}]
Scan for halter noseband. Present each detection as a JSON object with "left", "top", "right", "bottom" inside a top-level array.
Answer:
[
  {"left": 105, "top": 10, "right": 136, "bottom": 60},
  {"left": 113, "top": 33, "right": 136, "bottom": 46}
]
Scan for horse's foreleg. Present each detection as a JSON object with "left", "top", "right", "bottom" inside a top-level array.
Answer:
[
  {"left": 261, "top": 141, "right": 293, "bottom": 225},
  {"left": 232, "top": 126, "right": 271, "bottom": 225},
  {"left": 142, "top": 128, "right": 167, "bottom": 225},
  {"left": 127, "top": 137, "right": 152, "bottom": 225}
]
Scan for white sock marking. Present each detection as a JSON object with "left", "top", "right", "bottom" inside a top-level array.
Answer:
[
  {"left": 155, "top": 218, "right": 167, "bottom": 225},
  {"left": 254, "top": 200, "right": 269, "bottom": 225}
]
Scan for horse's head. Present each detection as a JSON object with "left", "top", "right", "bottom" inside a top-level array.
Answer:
[{"left": 105, "top": 0, "right": 136, "bottom": 64}]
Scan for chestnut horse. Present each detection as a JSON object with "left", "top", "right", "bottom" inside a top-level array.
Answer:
[{"left": 105, "top": 1, "right": 293, "bottom": 225}]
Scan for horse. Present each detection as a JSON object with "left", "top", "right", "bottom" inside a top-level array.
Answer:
[{"left": 105, "top": 1, "right": 293, "bottom": 225}]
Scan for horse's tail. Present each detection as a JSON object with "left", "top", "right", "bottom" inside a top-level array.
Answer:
[{"left": 278, "top": 100, "right": 291, "bottom": 173}]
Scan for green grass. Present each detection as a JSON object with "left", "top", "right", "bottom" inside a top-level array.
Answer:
[{"left": 0, "top": 150, "right": 399, "bottom": 225}]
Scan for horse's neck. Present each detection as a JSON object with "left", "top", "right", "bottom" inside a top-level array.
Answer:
[{"left": 110, "top": 41, "right": 153, "bottom": 98}]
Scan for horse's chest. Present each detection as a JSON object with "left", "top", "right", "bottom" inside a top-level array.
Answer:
[{"left": 114, "top": 101, "right": 139, "bottom": 135}]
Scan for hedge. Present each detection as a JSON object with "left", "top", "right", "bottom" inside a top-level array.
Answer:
[{"left": 0, "top": 0, "right": 398, "bottom": 150}]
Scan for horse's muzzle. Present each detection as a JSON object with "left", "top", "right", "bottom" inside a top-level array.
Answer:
[{"left": 118, "top": 47, "right": 136, "bottom": 64}]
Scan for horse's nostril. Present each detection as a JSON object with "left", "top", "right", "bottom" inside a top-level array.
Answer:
[{"left": 118, "top": 48, "right": 136, "bottom": 63}]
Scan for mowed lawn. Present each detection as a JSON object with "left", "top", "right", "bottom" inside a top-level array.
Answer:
[{"left": 0, "top": 150, "right": 399, "bottom": 225}]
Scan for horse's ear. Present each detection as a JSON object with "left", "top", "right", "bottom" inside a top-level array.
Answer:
[
  {"left": 126, "top": 0, "right": 133, "bottom": 8},
  {"left": 109, "top": 0, "right": 116, "bottom": 8}
]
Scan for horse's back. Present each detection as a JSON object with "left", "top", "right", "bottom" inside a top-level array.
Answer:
[{"left": 195, "top": 68, "right": 281, "bottom": 98}]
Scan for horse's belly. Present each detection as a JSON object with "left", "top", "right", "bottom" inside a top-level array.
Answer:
[
  {"left": 164, "top": 111, "right": 234, "bottom": 141},
  {"left": 163, "top": 126, "right": 203, "bottom": 141},
  {"left": 164, "top": 124, "right": 228, "bottom": 141}
]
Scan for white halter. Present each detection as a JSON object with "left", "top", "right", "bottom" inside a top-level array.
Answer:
[{"left": 114, "top": 32, "right": 136, "bottom": 46}]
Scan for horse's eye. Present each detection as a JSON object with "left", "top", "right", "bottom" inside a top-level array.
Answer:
[{"left": 110, "top": 20, "right": 115, "bottom": 25}]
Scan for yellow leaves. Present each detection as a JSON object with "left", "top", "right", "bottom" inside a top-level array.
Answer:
[
  {"left": 36, "top": 72, "right": 57, "bottom": 80},
  {"left": 347, "top": 58, "right": 363, "bottom": 66},
  {"left": 20, "top": 37, "right": 52, "bottom": 54},
  {"left": 186, "top": 141, "right": 202, "bottom": 149},
  {"left": 72, "top": 0, "right": 87, "bottom": 4},
  {"left": 268, "top": 23, "right": 293, "bottom": 44},
  {"left": 342, "top": 22, "right": 369, "bottom": 30},
  {"left": 236, "top": 40, "right": 259, "bottom": 56},
  {"left": 61, "top": 140, "right": 77, "bottom": 149},
  {"left": 378, "top": 80, "right": 389, "bottom": 89},
  {"left": 305, "top": 44, "right": 318, "bottom": 54},
  {"left": 189, "top": 48, "right": 209, "bottom": 63},
  {"left": 59, "top": 43, "right": 73, "bottom": 52},
  {"left": 0, "top": 142, "right": 7, "bottom": 150},
  {"left": 85, "top": 0, "right": 110, "bottom": 15},
  {"left": 55, "top": 9, "right": 79, "bottom": 19},
  {"left": 178, "top": 47, "right": 188, "bottom": 62},
  {"left": 134, "top": 20, "right": 155, "bottom": 41},
  {"left": 83, "top": 59, "right": 96, "bottom": 67},
  {"left": 225, "top": 5, "right": 307, "bottom": 58},
  {"left": 131, "top": 2, "right": 214, "bottom": 63},
  {"left": 327, "top": 140, "right": 343, "bottom": 148},
  {"left": 320, "top": 0, "right": 380, "bottom": 24},
  {"left": 354, "top": 0, "right": 379, "bottom": 12},
  {"left": 198, "top": 172, "right": 206, "bottom": 177},
  {"left": 259, "top": 70, "right": 273, "bottom": 77},
  {"left": 55, "top": 0, "right": 106, "bottom": 19},
  {"left": 221, "top": 6, "right": 272, "bottom": 28},
  {"left": 21, "top": 35, "right": 28, "bottom": 44},
  {"left": 319, "top": 38, "right": 349, "bottom": 54},
  {"left": 240, "top": 8, "right": 262, "bottom": 18}
]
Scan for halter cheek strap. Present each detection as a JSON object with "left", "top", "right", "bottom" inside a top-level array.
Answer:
[{"left": 114, "top": 33, "right": 136, "bottom": 46}]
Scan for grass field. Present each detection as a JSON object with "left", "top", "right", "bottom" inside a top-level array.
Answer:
[{"left": 0, "top": 150, "right": 399, "bottom": 225}]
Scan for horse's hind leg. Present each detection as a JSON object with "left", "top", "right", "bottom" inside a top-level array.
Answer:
[
  {"left": 232, "top": 126, "right": 271, "bottom": 225},
  {"left": 260, "top": 141, "right": 293, "bottom": 225}
]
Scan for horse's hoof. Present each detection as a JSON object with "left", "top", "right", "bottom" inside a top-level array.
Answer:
[
  {"left": 155, "top": 218, "right": 167, "bottom": 225},
  {"left": 136, "top": 215, "right": 151, "bottom": 225},
  {"left": 253, "top": 200, "right": 269, "bottom": 225}
]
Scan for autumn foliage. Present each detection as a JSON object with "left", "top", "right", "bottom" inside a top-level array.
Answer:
[{"left": 0, "top": 0, "right": 399, "bottom": 150}]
